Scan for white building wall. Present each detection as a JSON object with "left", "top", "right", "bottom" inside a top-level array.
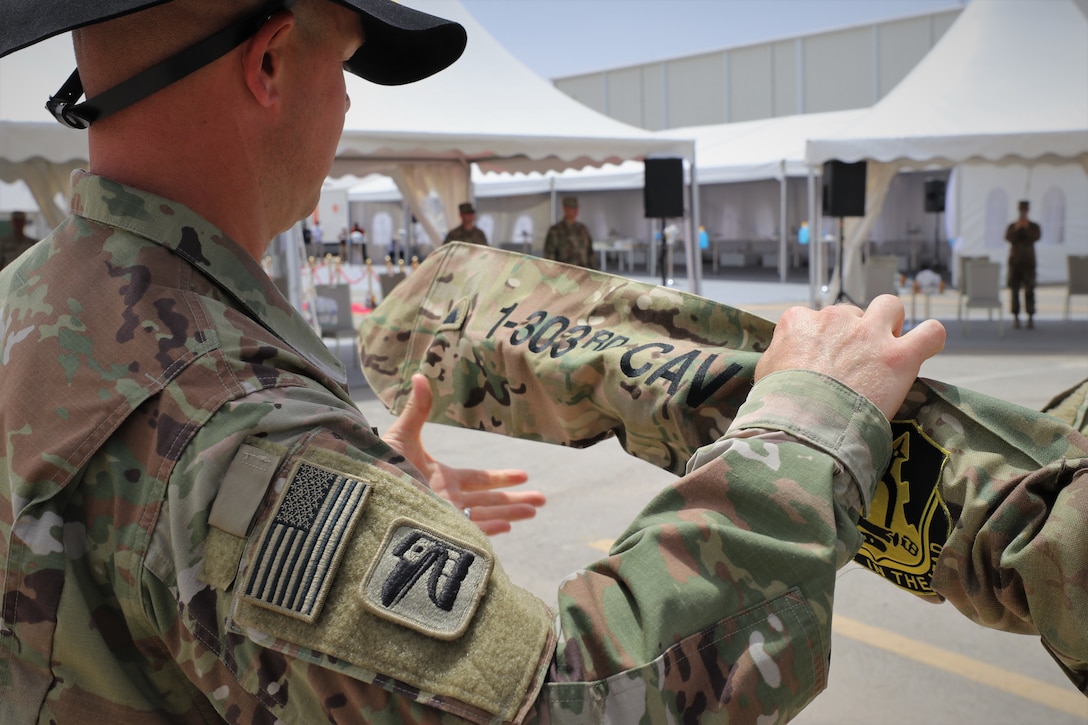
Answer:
[{"left": 553, "top": 8, "right": 961, "bottom": 129}]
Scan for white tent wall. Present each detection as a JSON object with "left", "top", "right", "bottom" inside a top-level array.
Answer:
[
  {"left": 805, "top": 0, "right": 1088, "bottom": 301},
  {"left": 950, "top": 162, "right": 1088, "bottom": 284},
  {"left": 348, "top": 201, "right": 404, "bottom": 259},
  {"left": 315, "top": 187, "right": 351, "bottom": 247},
  {"left": 574, "top": 188, "right": 657, "bottom": 242},
  {"left": 0, "top": 179, "right": 38, "bottom": 213},
  {"left": 473, "top": 194, "right": 553, "bottom": 251}
]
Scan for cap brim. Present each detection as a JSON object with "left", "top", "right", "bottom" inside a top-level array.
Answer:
[
  {"left": 0, "top": 1, "right": 172, "bottom": 58},
  {"left": 1, "top": 0, "right": 466, "bottom": 86},
  {"left": 336, "top": 0, "right": 466, "bottom": 85}
]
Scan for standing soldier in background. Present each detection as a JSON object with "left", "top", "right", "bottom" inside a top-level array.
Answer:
[
  {"left": 0, "top": 211, "right": 37, "bottom": 269},
  {"left": 1005, "top": 199, "right": 1041, "bottom": 329},
  {"left": 543, "top": 195, "right": 596, "bottom": 269},
  {"left": 442, "top": 201, "right": 488, "bottom": 246}
]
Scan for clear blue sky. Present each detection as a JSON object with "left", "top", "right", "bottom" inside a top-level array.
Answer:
[{"left": 459, "top": 0, "right": 965, "bottom": 78}]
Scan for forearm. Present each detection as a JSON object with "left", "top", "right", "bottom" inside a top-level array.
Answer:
[
  {"left": 933, "top": 461, "right": 1088, "bottom": 692},
  {"left": 531, "top": 371, "right": 891, "bottom": 722}
]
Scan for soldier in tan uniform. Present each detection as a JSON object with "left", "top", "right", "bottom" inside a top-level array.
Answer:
[
  {"left": 543, "top": 195, "right": 595, "bottom": 269},
  {"left": 443, "top": 201, "right": 488, "bottom": 246}
]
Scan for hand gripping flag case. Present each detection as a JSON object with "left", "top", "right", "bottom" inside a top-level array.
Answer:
[{"left": 359, "top": 243, "right": 1087, "bottom": 687}]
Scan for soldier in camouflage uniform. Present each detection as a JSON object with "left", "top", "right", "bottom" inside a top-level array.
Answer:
[
  {"left": 543, "top": 196, "right": 596, "bottom": 269},
  {"left": 1005, "top": 199, "right": 1042, "bottom": 329},
  {"left": 0, "top": 1, "right": 973, "bottom": 723},
  {"left": 443, "top": 202, "right": 489, "bottom": 246}
]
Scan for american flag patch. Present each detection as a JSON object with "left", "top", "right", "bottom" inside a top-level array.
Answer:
[{"left": 242, "top": 459, "right": 370, "bottom": 622}]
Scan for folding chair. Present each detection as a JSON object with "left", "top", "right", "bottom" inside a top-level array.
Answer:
[
  {"left": 314, "top": 284, "right": 358, "bottom": 367},
  {"left": 959, "top": 260, "right": 1003, "bottom": 336},
  {"left": 1065, "top": 255, "right": 1088, "bottom": 320}
]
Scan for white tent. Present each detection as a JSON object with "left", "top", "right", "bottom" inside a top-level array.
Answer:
[
  {"left": 0, "top": 1, "right": 701, "bottom": 287},
  {"left": 328, "top": 0, "right": 697, "bottom": 283},
  {"left": 347, "top": 110, "right": 869, "bottom": 280},
  {"left": 805, "top": 0, "right": 1088, "bottom": 297},
  {"left": 0, "top": 35, "right": 90, "bottom": 228}
]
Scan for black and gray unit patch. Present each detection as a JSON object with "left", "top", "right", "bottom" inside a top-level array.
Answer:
[
  {"left": 242, "top": 459, "right": 371, "bottom": 622},
  {"left": 362, "top": 518, "right": 493, "bottom": 640}
]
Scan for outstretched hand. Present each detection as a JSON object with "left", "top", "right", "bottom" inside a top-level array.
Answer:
[
  {"left": 381, "top": 373, "right": 546, "bottom": 535},
  {"left": 755, "top": 295, "right": 946, "bottom": 419}
]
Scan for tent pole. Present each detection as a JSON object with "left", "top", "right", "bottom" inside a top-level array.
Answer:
[
  {"left": 779, "top": 160, "right": 788, "bottom": 283},
  {"left": 687, "top": 145, "right": 701, "bottom": 296},
  {"left": 807, "top": 167, "right": 819, "bottom": 308}
]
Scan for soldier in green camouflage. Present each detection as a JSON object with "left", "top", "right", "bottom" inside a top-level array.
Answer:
[
  {"left": 1, "top": 1, "right": 1001, "bottom": 724},
  {"left": 543, "top": 196, "right": 596, "bottom": 269},
  {"left": 443, "top": 202, "right": 489, "bottom": 247}
]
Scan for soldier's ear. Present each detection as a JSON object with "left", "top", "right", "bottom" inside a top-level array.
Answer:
[{"left": 241, "top": 9, "right": 296, "bottom": 108}]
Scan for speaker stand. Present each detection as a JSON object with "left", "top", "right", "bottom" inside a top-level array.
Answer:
[
  {"left": 833, "top": 217, "right": 856, "bottom": 305},
  {"left": 657, "top": 218, "right": 672, "bottom": 286},
  {"left": 931, "top": 210, "right": 943, "bottom": 273}
]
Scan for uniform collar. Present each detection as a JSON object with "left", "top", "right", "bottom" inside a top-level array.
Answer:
[{"left": 68, "top": 171, "right": 348, "bottom": 388}]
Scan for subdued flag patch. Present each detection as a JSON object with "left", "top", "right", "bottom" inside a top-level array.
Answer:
[
  {"left": 242, "top": 459, "right": 370, "bottom": 622},
  {"left": 362, "top": 519, "right": 493, "bottom": 640}
]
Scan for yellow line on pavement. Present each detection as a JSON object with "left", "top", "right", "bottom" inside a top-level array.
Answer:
[{"left": 834, "top": 615, "right": 1088, "bottom": 718}]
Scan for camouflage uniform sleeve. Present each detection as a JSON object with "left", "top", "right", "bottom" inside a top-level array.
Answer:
[
  {"left": 933, "top": 458, "right": 1088, "bottom": 693},
  {"left": 143, "top": 385, "right": 554, "bottom": 724},
  {"left": 528, "top": 369, "right": 892, "bottom": 723}
]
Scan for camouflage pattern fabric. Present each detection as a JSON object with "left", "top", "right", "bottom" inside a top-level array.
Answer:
[
  {"left": 1043, "top": 378, "right": 1088, "bottom": 433},
  {"left": 0, "top": 175, "right": 941, "bottom": 723},
  {"left": 360, "top": 242, "right": 1088, "bottom": 697},
  {"left": 0, "top": 174, "right": 554, "bottom": 723},
  {"left": 443, "top": 225, "right": 489, "bottom": 247},
  {"left": 542, "top": 220, "right": 595, "bottom": 269}
]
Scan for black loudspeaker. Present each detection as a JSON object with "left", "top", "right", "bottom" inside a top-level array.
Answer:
[
  {"left": 644, "top": 158, "right": 685, "bottom": 218},
  {"left": 924, "top": 179, "right": 946, "bottom": 213},
  {"left": 822, "top": 160, "right": 867, "bottom": 217}
]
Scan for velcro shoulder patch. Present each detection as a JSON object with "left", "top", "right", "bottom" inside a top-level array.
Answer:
[
  {"left": 230, "top": 443, "right": 553, "bottom": 723},
  {"left": 362, "top": 518, "right": 493, "bottom": 640},
  {"left": 241, "top": 457, "right": 372, "bottom": 622}
]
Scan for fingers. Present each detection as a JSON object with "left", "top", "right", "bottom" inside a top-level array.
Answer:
[
  {"left": 901, "top": 318, "right": 946, "bottom": 360},
  {"left": 756, "top": 296, "right": 947, "bottom": 420},
  {"left": 454, "top": 468, "right": 531, "bottom": 492},
  {"left": 397, "top": 373, "right": 433, "bottom": 430},
  {"left": 468, "top": 502, "right": 543, "bottom": 536},
  {"left": 461, "top": 487, "right": 547, "bottom": 508}
]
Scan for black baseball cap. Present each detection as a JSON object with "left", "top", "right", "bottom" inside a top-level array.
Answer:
[{"left": 0, "top": 0, "right": 466, "bottom": 128}]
